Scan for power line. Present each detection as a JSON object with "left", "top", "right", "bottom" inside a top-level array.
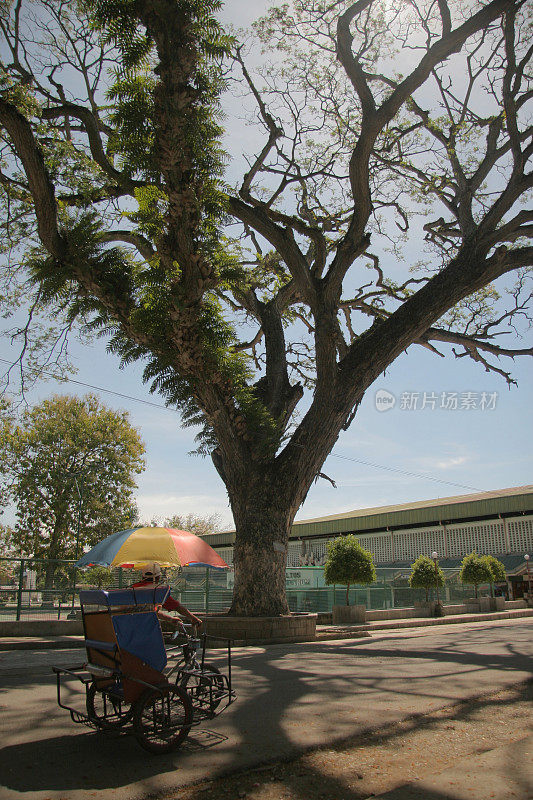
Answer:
[
  {"left": 0, "top": 357, "right": 172, "bottom": 411},
  {"left": 0, "top": 355, "right": 480, "bottom": 492},
  {"left": 330, "top": 453, "right": 480, "bottom": 492}
]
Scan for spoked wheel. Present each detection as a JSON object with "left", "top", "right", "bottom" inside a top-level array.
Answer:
[
  {"left": 86, "top": 682, "right": 133, "bottom": 730},
  {"left": 133, "top": 684, "right": 193, "bottom": 754},
  {"left": 181, "top": 663, "right": 225, "bottom": 713}
]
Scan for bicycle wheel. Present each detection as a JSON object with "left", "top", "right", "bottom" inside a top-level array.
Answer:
[
  {"left": 86, "top": 682, "right": 133, "bottom": 730},
  {"left": 181, "top": 663, "right": 225, "bottom": 713},
  {"left": 133, "top": 684, "right": 193, "bottom": 754}
]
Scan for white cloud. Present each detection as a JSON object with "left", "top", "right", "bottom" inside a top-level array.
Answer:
[
  {"left": 435, "top": 456, "right": 469, "bottom": 470},
  {"left": 416, "top": 454, "right": 471, "bottom": 471}
]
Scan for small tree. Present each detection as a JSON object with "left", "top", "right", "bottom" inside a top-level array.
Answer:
[
  {"left": 409, "top": 556, "right": 445, "bottom": 603},
  {"left": 324, "top": 535, "right": 376, "bottom": 606},
  {"left": 482, "top": 555, "right": 507, "bottom": 597},
  {"left": 459, "top": 553, "right": 493, "bottom": 598}
]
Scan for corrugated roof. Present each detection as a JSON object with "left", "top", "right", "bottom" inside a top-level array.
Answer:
[
  {"left": 294, "top": 485, "right": 533, "bottom": 525},
  {"left": 203, "top": 485, "right": 533, "bottom": 546}
]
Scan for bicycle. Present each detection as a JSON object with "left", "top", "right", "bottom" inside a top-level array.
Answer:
[
  {"left": 54, "top": 588, "right": 235, "bottom": 754},
  {"left": 165, "top": 622, "right": 228, "bottom": 717}
]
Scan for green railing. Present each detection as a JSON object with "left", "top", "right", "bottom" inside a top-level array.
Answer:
[{"left": 0, "top": 558, "right": 493, "bottom": 621}]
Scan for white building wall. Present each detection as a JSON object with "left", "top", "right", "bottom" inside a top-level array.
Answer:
[
  {"left": 392, "top": 527, "right": 446, "bottom": 562},
  {"left": 213, "top": 514, "right": 533, "bottom": 566},
  {"left": 507, "top": 516, "right": 533, "bottom": 553}
]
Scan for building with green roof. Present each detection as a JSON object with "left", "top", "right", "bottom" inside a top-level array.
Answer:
[{"left": 204, "top": 486, "right": 533, "bottom": 592}]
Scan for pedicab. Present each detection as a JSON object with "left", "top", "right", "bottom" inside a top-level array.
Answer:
[{"left": 53, "top": 527, "right": 235, "bottom": 753}]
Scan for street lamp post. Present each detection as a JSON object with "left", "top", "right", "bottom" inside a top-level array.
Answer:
[
  {"left": 525, "top": 554, "right": 531, "bottom": 600},
  {"left": 432, "top": 551, "right": 443, "bottom": 616}
]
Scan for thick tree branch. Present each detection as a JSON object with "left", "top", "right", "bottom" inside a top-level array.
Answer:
[
  {"left": 99, "top": 230, "right": 155, "bottom": 261},
  {"left": 377, "top": 0, "right": 516, "bottom": 127},
  {"left": 228, "top": 196, "right": 317, "bottom": 307},
  {"left": 41, "top": 103, "right": 142, "bottom": 192},
  {"left": 0, "top": 98, "right": 66, "bottom": 258}
]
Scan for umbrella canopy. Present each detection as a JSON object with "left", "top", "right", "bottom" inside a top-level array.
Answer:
[{"left": 76, "top": 527, "right": 228, "bottom": 570}]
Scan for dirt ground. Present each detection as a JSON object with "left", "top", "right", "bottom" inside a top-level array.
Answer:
[{"left": 168, "top": 682, "right": 532, "bottom": 800}]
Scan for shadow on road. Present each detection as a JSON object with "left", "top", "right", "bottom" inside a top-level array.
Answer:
[
  {"left": 0, "top": 623, "right": 531, "bottom": 798},
  {"left": 0, "top": 725, "right": 231, "bottom": 794}
]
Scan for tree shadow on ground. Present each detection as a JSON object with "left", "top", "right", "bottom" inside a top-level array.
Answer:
[
  {"left": 181, "top": 682, "right": 533, "bottom": 800},
  {"left": 0, "top": 624, "right": 531, "bottom": 797}
]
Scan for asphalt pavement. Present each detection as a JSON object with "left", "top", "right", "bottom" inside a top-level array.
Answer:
[{"left": 0, "top": 618, "right": 532, "bottom": 800}]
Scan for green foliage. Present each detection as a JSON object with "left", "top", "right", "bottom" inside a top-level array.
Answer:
[
  {"left": 81, "top": 565, "right": 114, "bottom": 589},
  {"left": 1, "top": 394, "right": 145, "bottom": 563},
  {"left": 324, "top": 535, "right": 376, "bottom": 605},
  {"left": 459, "top": 553, "right": 493, "bottom": 598},
  {"left": 88, "top": 0, "right": 231, "bottom": 239},
  {"left": 158, "top": 512, "right": 222, "bottom": 538},
  {"left": 482, "top": 555, "right": 506, "bottom": 585},
  {"left": 408, "top": 555, "right": 445, "bottom": 602}
]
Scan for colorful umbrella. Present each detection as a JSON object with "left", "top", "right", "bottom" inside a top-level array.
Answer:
[{"left": 75, "top": 527, "right": 228, "bottom": 570}]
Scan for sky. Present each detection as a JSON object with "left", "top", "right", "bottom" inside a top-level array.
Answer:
[{"left": 0, "top": 1, "right": 531, "bottom": 532}]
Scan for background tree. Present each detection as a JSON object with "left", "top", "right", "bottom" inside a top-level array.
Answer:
[
  {"left": 81, "top": 565, "right": 114, "bottom": 589},
  {"left": 0, "top": 1, "right": 531, "bottom": 615},
  {"left": 482, "top": 554, "right": 507, "bottom": 596},
  {"left": 152, "top": 513, "right": 223, "bottom": 539},
  {"left": 459, "top": 552, "right": 493, "bottom": 598},
  {"left": 409, "top": 555, "right": 445, "bottom": 602},
  {"left": 1, "top": 394, "right": 145, "bottom": 587},
  {"left": 324, "top": 535, "right": 376, "bottom": 605},
  {"left": 0, "top": 522, "right": 15, "bottom": 557}
]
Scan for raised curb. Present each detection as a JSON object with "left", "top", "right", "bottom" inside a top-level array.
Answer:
[
  {"left": 1, "top": 607, "right": 530, "bottom": 651},
  {"left": 316, "top": 607, "right": 533, "bottom": 639}
]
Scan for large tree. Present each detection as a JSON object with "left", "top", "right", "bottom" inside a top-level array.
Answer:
[
  {"left": 0, "top": 1, "right": 531, "bottom": 615},
  {"left": 1, "top": 394, "right": 145, "bottom": 585}
]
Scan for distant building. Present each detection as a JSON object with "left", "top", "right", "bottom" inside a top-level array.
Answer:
[{"left": 203, "top": 486, "right": 533, "bottom": 598}]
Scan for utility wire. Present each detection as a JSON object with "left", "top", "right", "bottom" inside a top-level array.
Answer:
[
  {"left": 0, "top": 355, "right": 481, "bottom": 493},
  {"left": 330, "top": 454, "right": 480, "bottom": 492},
  {"left": 0, "top": 357, "right": 173, "bottom": 411}
]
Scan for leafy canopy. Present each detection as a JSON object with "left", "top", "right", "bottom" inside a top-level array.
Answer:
[
  {"left": 0, "top": 394, "right": 145, "bottom": 560},
  {"left": 482, "top": 554, "right": 507, "bottom": 584},
  {"left": 409, "top": 555, "right": 445, "bottom": 601},
  {"left": 0, "top": 1, "right": 531, "bottom": 615},
  {"left": 324, "top": 535, "right": 376, "bottom": 588},
  {"left": 459, "top": 552, "right": 493, "bottom": 594}
]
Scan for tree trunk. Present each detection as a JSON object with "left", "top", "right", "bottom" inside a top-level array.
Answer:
[
  {"left": 346, "top": 583, "right": 350, "bottom": 606},
  {"left": 43, "top": 561, "right": 56, "bottom": 592},
  {"left": 229, "top": 480, "right": 295, "bottom": 616},
  {"left": 43, "top": 514, "right": 64, "bottom": 593}
]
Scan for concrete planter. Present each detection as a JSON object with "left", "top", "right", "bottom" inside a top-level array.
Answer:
[
  {"left": 332, "top": 604, "right": 366, "bottom": 624},
  {"left": 479, "top": 596, "right": 505, "bottom": 612},
  {"left": 203, "top": 613, "right": 317, "bottom": 647},
  {"left": 414, "top": 601, "right": 436, "bottom": 616}
]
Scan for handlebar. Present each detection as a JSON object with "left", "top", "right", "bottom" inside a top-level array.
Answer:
[{"left": 170, "top": 620, "right": 199, "bottom": 641}]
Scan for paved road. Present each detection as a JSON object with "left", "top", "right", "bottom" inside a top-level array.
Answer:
[{"left": 0, "top": 618, "right": 531, "bottom": 800}]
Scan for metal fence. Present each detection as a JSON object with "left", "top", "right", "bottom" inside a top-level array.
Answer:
[{"left": 0, "top": 558, "right": 491, "bottom": 621}]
